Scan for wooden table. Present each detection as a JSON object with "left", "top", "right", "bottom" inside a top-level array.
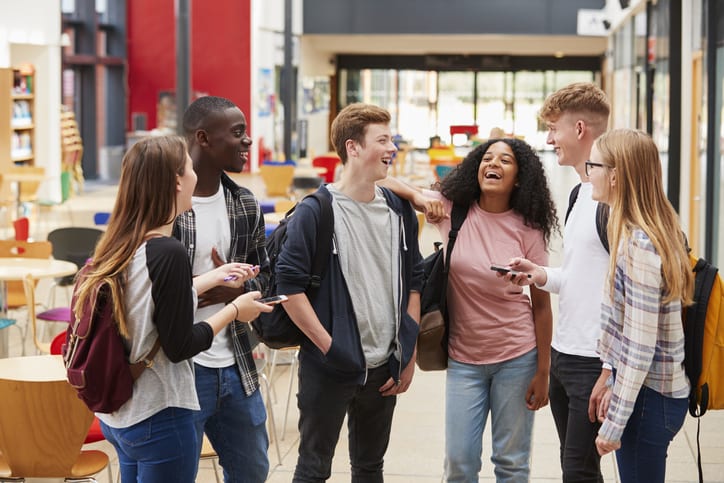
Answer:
[
  {"left": 0, "top": 258, "right": 78, "bottom": 358},
  {"left": 0, "top": 353, "right": 66, "bottom": 381}
]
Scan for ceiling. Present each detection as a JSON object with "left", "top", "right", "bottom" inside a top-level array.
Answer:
[{"left": 304, "top": 34, "right": 608, "bottom": 58}]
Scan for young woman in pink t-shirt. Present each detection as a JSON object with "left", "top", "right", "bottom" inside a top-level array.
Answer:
[{"left": 386, "top": 137, "right": 558, "bottom": 481}]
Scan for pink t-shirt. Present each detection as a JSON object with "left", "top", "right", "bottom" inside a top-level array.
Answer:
[{"left": 425, "top": 190, "right": 548, "bottom": 364}]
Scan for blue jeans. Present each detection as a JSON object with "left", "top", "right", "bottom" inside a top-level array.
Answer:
[
  {"left": 100, "top": 407, "right": 198, "bottom": 483},
  {"left": 549, "top": 349, "right": 604, "bottom": 482},
  {"left": 193, "top": 364, "right": 269, "bottom": 483},
  {"left": 615, "top": 385, "right": 688, "bottom": 483},
  {"left": 445, "top": 349, "right": 537, "bottom": 483},
  {"left": 293, "top": 362, "right": 397, "bottom": 483}
]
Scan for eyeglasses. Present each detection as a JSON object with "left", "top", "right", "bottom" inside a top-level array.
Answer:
[{"left": 585, "top": 160, "right": 612, "bottom": 177}]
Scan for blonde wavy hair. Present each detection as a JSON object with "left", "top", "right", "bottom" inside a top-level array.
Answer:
[
  {"left": 73, "top": 135, "right": 189, "bottom": 337},
  {"left": 595, "top": 129, "right": 693, "bottom": 305}
]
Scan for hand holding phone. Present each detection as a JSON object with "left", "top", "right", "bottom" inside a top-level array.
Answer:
[
  {"left": 490, "top": 264, "right": 532, "bottom": 279},
  {"left": 256, "top": 295, "right": 289, "bottom": 305}
]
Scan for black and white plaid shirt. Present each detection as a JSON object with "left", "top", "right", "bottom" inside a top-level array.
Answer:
[{"left": 173, "top": 172, "right": 270, "bottom": 396}]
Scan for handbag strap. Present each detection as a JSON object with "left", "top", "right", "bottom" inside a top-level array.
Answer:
[{"left": 440, "top": 203, "right": 468, "bottom": 317}]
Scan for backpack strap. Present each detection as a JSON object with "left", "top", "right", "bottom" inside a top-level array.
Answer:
[
  {"left": 566, "top": 182, "right": 610, "bottom": 254},
  {"left": 595, "top": 202, "right": 610, "bottom": 254},
  {"left": 306, "top": 190, "right": 334, "bottom": 292},
  {"left": 440, "top": 203, "right": 469, "bottom": 316},
  {"left": 565, "top": 183, "right": 581, "bottom": 224},
  {"left": 129, "top": 338, "right": 162, "bottom": 380}
]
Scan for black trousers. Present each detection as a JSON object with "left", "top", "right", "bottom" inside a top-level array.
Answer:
[
  {"left": 549, "top": 348, "right": 605, "bottom": 483},
  {"left": 293, "top": 362, "right": 397, "bottom": 483}
]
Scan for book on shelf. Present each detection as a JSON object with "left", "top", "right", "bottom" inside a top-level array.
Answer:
[{"left": 11, "top": 100, "right": 32, "bottom": 127}]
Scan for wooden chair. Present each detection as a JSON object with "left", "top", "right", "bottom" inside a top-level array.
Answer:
[
  {"left": 0, "top": 240, "right": 53, "bottom": 354},
  {"left": 8, "top": 166, "right": 45, "bottom": 205},
  {"left": 0, "top": 240, "right": 52, "bottom": 308},
  {"left": 0, "top": 174, "right": 14, "bottom": 229},
  {"left": 22, "top": 274, "right": 55, "bottom": 354},
  {"left": 0, "top": 355, "right": 109, "bottom": 481},
  {"left": 61, "top": 108, "right": 85, "bottom": 197},
  {"left": 259, "top": 164, "right": 295, "bottom": 197},
  {"left": 274, "top": 199, "right": 296, "bottom": 214},
  {"left": 49, "top": 331, "right": 114, "bottom": 482}
]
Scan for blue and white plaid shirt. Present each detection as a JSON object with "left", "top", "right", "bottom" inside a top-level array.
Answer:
[{"left": 598, "top": 228, "right": 690, "bottom": 442}]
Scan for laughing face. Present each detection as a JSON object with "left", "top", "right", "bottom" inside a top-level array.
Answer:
[
  {"left": 477, "top": 141, "right": 519, "bottom": 198},
  {"left": 351, "top": 122, "right": 397, "bottom": 181},
  {"left": 205, "top": 107, "right": 252, "bottom": 173}
]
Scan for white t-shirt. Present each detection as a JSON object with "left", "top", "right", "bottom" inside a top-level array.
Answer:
[
  {"left": 542, "top": 182, "right": 609, "bottom": 358},
  {"left": 191, "top": 183, "right": 235, "bottom": 368}
]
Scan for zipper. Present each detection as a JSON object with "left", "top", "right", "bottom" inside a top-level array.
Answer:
[{"left": 394, "top": 213, "right": 405, "bottom": 383}]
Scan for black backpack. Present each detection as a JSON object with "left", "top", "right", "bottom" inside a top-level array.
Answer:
[
  {"left": 251, "top": 191, "right": 333, "bottom": 349},
  {"left": 565, "top": 183, "right": 610, "bottom": 253}
]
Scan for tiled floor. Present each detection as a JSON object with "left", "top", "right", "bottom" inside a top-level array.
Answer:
[{"left": 5, "top": 163, "right": 724, "bottom": 482}]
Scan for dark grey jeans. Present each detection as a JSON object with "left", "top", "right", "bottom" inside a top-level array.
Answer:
[
  {"left": 293, "top": 362, "right": 397, "bottom": 483},
  {"left": 549, "top": 348, "right": 605, "bottom": 483}
]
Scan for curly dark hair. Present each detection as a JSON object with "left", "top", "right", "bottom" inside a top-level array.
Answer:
[{"left": 439, "top": 138, "right": 559, "bottom": 244}]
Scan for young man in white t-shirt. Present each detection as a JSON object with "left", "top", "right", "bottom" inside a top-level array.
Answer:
[
  {"left": 174, "top": 96, "right": 270, "bottom": 482},
  {"left": 509, "top": 83, "right": 611, "bottom": 482}
]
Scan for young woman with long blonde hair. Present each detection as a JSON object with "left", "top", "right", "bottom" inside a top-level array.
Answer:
[{"left": 586, "top": 129, "right": 693, "bottom": 482}]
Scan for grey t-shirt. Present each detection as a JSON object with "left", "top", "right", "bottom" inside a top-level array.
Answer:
[{"left": 328, "top": 185, "right": 399, "bottom": 368}]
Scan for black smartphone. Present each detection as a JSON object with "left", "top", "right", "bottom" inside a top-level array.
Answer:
[
  {"left": 256, "top": 295, "right": 289, "bottom": 305},
  {"left": 490, "top": 264, "right": 532, "bottom": 279}
]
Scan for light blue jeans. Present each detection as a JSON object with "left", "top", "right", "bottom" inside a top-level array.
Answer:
[{"left": 445, "top": 348, "right": 538, "bottom": 483}]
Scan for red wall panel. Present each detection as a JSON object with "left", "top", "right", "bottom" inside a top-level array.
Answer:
[{"left": 127, "top": 0, "right": 251, "bottom": 132}]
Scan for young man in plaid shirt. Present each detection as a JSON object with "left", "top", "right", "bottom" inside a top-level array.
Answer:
[{"left": 174, "top": 96, "right": 270, "bottom": 482}]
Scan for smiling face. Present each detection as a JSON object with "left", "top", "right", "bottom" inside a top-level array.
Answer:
[
  {"left": 588, "top": 144, "right": 614, "bottom": 203},
  {"left": 348, "top": 122, "right": 397, "bottom": 182},
  {"left": 204, "top": 107, "right": 252, "bottom": 173},
  {"left": 545, "top": 112, "right": 586, "bottom": 170},
  {"left": 477, "top": 141, "right": 518, "bottom": 198}
]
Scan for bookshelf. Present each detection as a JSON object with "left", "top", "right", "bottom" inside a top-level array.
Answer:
[
  {"left": 1, "top": 66, "right": 36, "bottom": 167},
  {"left": 0, "top": 66, "right": 36, "bottom": 205}
]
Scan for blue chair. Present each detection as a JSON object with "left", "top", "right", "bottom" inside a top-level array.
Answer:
[{"left": 93, "top": 211, "right": 110, "bottom": 225}]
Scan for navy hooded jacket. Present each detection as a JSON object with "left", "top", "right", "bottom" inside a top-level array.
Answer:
[{"left": 275, "top": 185, "right": 423, "bottom": 384}]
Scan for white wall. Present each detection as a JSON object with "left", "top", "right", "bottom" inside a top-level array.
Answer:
[
  {"left": 299, "top": 37, "right": 334, "bottom": 158},
  {"left": 0, "top": 0, "right": 62, "bottom": 203},
  {"left": 250, "top": 0, "right": 305, "bottom": 170}
]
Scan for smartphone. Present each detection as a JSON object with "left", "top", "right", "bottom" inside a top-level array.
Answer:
[
  {"left": 256, "top": 295, "right": 289, "bottom": 305},
  {"left": 490, "top": 264, "right": 532, "bottom": 279}
]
